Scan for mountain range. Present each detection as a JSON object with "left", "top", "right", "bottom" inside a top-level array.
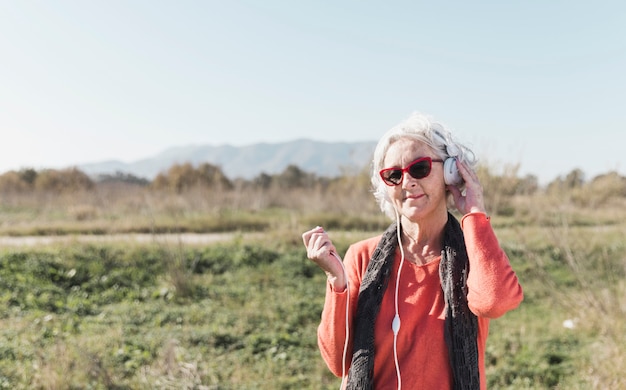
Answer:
[{"left": 78, "top": 139, "right": 378, "bottom": 180}]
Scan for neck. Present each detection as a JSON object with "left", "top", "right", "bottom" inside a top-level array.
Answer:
[{"left": 400, "top": 210, "right": 448, "bottom": 265}]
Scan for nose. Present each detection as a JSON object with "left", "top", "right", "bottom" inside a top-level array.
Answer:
[{"left": 402, "top": 171, "right": 417, "bottom": 188}]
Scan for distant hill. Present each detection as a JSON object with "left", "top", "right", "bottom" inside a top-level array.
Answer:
[{"left": 78, "top": 139, "right": 378, "bottom": 180}]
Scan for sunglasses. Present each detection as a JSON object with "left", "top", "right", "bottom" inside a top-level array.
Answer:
[{"left": 379, "top": 156, "right": 444, "bottom": 186}]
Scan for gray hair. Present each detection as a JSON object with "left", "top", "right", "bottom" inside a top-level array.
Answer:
[{"left": 371, "top": 112, "right": 477, "bottom": 219}]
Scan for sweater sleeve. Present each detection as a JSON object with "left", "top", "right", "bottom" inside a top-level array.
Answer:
[
  {"left": 461, "top": 212, "right": 523, "bottom": 318},
  {"left": 317, "top": 244, "right": 362, "bottom": 378}
]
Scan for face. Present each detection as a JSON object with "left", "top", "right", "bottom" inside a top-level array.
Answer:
[{"left": 382, "top": 138, "right": 448, "bottom": 223}]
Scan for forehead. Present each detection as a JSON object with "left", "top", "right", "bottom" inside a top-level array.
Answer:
[{"left": 383, "top": 138, "right": 435, "bottom": 166}]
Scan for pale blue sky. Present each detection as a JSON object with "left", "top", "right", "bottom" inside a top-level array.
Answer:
[{"left": 1, "top": 1, "right": 625, "bottom": 183}]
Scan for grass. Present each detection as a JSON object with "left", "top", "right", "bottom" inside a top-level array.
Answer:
[
  {"left": 0, "top": 176, "right": 625, "bottom": 388},
  {"left": 1, "top": 219, "right": 624, "bottom": 389},
  {"left": 0, "top": 240, "right": 340, "bottom": 389}
]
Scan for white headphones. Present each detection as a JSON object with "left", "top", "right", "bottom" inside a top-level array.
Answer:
[
  {"left": 443, "top": 157, "right": 462, "bottom": 186},
  {"left": 441, "top": 138, "right": 463, "bottom": 186}
]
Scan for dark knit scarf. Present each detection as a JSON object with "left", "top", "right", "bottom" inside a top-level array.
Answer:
[{"left": 346, "top": 213, "right": 479, "bottom": 389}]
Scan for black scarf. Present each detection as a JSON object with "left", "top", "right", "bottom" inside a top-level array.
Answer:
[{"left": 346, "top": 213, "right": 480, "bottom": 389}]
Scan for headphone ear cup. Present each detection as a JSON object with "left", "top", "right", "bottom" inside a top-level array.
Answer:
[{"left": 443, "top": 158, "right": 463, "bottom": 185}]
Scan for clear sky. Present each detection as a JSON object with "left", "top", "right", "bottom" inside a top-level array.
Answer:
[{"left": 1, "top": 1, "right": 625, "bottom": 184}]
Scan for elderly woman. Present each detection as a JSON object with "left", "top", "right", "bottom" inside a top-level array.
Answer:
[{"left": 302, "top": 112, "right": 523, "bottom": 390}]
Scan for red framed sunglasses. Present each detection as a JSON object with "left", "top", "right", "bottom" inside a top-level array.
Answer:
[{"left": 379, "top": 156, "right": 444, "bottom": 186}]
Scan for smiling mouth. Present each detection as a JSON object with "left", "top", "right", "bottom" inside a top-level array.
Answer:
[{"left": 404, "top": 193, "right": 424, "bottom": 201}]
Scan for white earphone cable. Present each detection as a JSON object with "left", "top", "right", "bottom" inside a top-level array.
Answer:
[
  {"left": 328, "top": 208, "right": 404, "bottom": 390},
  {"left": 331, "top": 251, "right": 350, "bottom": 390},
  {"left": 392, "top": 208, "right": 404, "bottom": 390}
]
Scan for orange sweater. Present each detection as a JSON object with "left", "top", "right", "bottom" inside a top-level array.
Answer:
[{"left": 318, "top": 213, "right": 523, "bottom": 389}]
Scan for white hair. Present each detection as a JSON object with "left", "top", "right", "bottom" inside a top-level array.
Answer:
[{"left": 371, "top": 112, "right": 477, "bottom": 219}]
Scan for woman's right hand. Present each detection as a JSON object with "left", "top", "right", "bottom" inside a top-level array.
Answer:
[{"left": 301, "top": 226, "right": 347, "bottom": 291}]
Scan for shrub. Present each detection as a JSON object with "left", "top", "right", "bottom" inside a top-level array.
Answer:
[
  {"left": 152, "top": 162, "right": 232, "bottom": 192},
  {"left": 34, "top": 168, "right": 94, "bottom": 192}
]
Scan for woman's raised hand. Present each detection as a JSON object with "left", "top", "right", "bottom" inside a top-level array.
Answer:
[
  {"left": 447, "top": 160, "right": 487, "bottom": 215},
  {"left": 301, "top": 226, "right": 347, "bottom": 291}
]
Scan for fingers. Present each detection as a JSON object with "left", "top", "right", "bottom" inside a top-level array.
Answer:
[
  {"left": 302, "top": 227, "right": 344, "bottom": 282},
  {"left": 302, "top": 226, "right": 336, "bottom": 260},
  {"left": 302, "top": 226, "right": 326, "bottom": 252},
  {"left": 449, "top": 161, "right": 486, "bottom": 214},
  {"left": 301, "top": 226, "right": 322, "bottom": 247},
  {"left": 456, "top": 160, "right": 478, "bottom": 185}
]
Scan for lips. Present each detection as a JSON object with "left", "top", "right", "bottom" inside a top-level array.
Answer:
[{"left": 404, "top": 193, "right": 425, "bottom": 201}]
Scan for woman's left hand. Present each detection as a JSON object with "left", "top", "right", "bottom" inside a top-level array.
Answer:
[{"left": 447, "top": 160, "right": 487, "bottom": 215}]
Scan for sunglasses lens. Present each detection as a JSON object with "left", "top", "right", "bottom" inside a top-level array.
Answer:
[
  {"left": 408, "top": 160, "right": 431, "bottom": 179},
  {"left": 380, "top": 157, "right": 434, "bottom": 186},
  {"left": 382, "top": 169, "right": 402, "bottom": 185}
]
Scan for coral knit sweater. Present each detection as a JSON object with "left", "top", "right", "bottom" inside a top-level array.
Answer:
[{"left": 318, "top": 213, "right": 523, "bottom": 390}]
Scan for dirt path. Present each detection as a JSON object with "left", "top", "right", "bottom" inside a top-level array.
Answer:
[{"left": 0, "top": 232, "right": 239, "bottom": 247}]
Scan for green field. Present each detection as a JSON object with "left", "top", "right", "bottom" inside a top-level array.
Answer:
[{"left": 1, "top": 167, "right": 625, "bottom": 389}]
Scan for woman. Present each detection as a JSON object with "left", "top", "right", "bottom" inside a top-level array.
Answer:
[{"left": 302, "top": 112, "right": 523, "bottom": 390}]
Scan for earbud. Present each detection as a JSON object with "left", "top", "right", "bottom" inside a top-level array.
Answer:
[{"left": 443, "top": 158, "right": 463, "bottom": 186}]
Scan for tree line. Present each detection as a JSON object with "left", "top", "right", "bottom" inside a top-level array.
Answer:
[
  {"left": 0, "top": 162, "right": 624, "bottom": 201},
  {"left": 0, "top": 163, "right": 323, "bottom": 194}
]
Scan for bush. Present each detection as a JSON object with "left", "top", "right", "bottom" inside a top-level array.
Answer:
[
  {"left": 152, "top": 162, "right": 233, "bottom": 192},
  {"left": 34, "top": 168, "right": 94, "bottom": 192}
]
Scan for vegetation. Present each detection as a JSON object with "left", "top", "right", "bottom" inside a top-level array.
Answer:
[{"left": 0, "top": 162, "right": 625, "bottom": 388}]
